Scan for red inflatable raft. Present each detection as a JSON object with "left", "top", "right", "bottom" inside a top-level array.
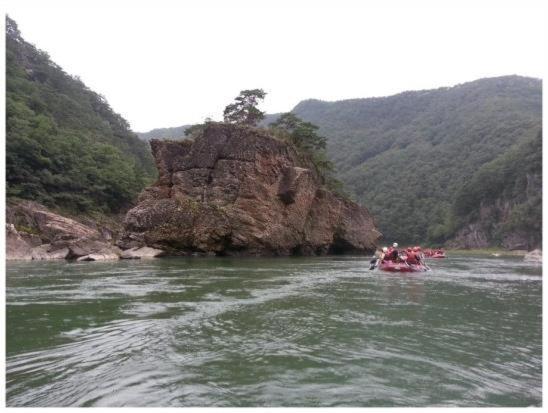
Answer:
[{"left": 378, "top": 260, "right": 429, "bottom": 272}]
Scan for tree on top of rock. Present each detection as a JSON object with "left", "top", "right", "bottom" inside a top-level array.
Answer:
[
  {"left": 269, "top": 113, "right": 327, "bottom": 152},
  {"left": 223, "top": 89, "right": 266, "bottom": 126}
]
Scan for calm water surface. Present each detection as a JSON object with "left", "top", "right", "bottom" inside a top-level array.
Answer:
[{"left": 6, "top": 254, "right": 542, "bottom": 406}]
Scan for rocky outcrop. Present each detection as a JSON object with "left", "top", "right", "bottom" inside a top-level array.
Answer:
[
  {"left": 7, "top": 200, "right": 100, "bottom": 242},
  {"left": 446, "top": 195, "right": 542, "bottom": 250},
  {"left": 446, "top": 223, "right": 490, "bottom": 249},
  {"left": 6, "top": 201, "right": 126, "bottom": 261},
  {"left": 119, "top": 123, "right": 381, "bottom": 256}
]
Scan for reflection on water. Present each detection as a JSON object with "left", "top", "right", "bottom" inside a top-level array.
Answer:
[{"left": 6, "top": 254, "right": 542, "bottom": 407}]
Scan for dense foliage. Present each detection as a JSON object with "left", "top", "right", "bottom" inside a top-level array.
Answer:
[
  {"left": 268, "top": 113, "right": 344, "bottom": 195},
  {"left": 288, "top": 76, "right": 541, "bottom": 245},
  {"left": 6, "top": 17, "right": 156, "bottom": 213},
  {"left": 450, "top": 130, "right": 542, "bottom": 247}
]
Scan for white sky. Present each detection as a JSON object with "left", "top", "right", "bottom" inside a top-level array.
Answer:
[{"left": 4, "top": 0, "right": 546, "bottom": 132}]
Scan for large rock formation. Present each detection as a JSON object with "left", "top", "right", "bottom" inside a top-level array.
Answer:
[{"left": 119, "top": 123, "right": 381, "bottom": 256}]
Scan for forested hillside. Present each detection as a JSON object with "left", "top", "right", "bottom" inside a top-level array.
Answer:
[
  {"left": 6, "top": 16, "right": 156, "bottom": 214},
  {"left": 449, "top": 130, "right": 542, "bottom": 249},
  {"left": 290, "top": 76, "right": 542, "bottom": 247}
]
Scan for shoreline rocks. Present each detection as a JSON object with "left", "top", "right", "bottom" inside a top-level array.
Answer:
[
  {"left": 5, "top": 202, "right": 146, "bottom": 262},
  {"left": 120, "top": 246, "right": 165, "bottom": 259}
]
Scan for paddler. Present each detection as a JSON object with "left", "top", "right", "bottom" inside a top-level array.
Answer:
[
  {"left": 413, "top": 246, "right": 424, "bottom": 261},
  {"left": 405, "top": 248, "right": 420, "bottom": 265},
  {"left": 369, "top": 247, "right": 388, "bottom": 269},
  {"left": 385, "top": 242, "right": 399, "bottom": 261}
]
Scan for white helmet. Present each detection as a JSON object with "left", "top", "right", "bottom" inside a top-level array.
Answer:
[
  {"left": 393, "top": 242, "right": 398, "bottom": 248},
  {"left": 382, "top": 247, "right": 388, "bottom": 252}
]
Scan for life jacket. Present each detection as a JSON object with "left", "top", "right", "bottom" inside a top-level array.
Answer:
[
  {"left": 385, "top": 248, "right": 398, "bottom": 261},
  {"left": 406, "top": 251, "right": 419, "bottom": 264}
]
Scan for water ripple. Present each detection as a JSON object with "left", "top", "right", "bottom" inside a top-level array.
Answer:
[{"left": 6, "top": 255, "right": 542, "bottom": 407}]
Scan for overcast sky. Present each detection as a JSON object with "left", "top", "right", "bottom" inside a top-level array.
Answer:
[{"left": 5, "top": 0, "right": 546, "bottom": 132}]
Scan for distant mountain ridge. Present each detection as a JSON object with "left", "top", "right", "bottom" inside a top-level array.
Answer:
[
  {"left": 137, "top": 125, "right": 192, "bottom": 141},
  {"left": 141, "top": 76, "right": 542, "bottom": 247}
]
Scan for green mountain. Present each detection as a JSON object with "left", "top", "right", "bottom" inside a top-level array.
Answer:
[
  {"left": 6, "top": 16, "right": 156, "bottom": 214},
  {"left": 290, "top": 76, "right": 542, "bottom": 247},
  {"left": 137, "top": 125, "right": 192, "bottom": 141}
]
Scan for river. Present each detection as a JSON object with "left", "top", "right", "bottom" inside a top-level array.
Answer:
[{"left": 6, "top": 254, "right": 542, "bottom": 407}]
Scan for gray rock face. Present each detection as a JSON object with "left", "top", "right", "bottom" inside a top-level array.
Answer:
[
  {"left": 119, "top": 123, "right": 381, "bottom": 256},
  {"left": 447, "top": 200, "right": 540, "bottom": 250}
]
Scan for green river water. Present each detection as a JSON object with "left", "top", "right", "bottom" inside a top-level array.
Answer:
[{"left": 6, "top": 254, "right": 542, "bottom": 407}]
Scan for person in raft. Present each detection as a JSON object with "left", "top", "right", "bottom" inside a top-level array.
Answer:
[
  {"left": 405, "top": 247, "right": 421, "bottom": 265},
  {"left": 384, "top": 243, "right": 400, "bottom": 261},
  {"left": 413, "top": 246, "right": 424, "bottom": 261},
  {"left": 377, "top": 247, "right": 387, "bottom": 261},
  {"left": 370, "top": 247, "right": 388, "bottom": 269}
]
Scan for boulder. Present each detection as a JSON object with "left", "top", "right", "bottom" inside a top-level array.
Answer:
[
  {"left": 31, "top": 244, "right": 70, "bottom": 260},
  {"left": 524, "top": 249, "right": 542, "bottom": 264},
  {"left": 64, "top": 238, "right": 116, "bottom": 259},
  {"left": 119, "top": 123, "right": 381, "bottom": 256},
  {"left": 76, "top": 246, "right": 122, "bottom": 261},
  {"left": 120, "top": 246, "right": 165, "bottom": 259}
]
